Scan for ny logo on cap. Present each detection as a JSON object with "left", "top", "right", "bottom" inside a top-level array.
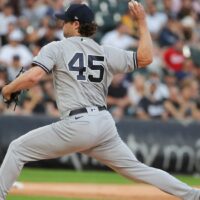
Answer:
[{"left": 65, "top": 6, "right": 69, "bottom": 12}]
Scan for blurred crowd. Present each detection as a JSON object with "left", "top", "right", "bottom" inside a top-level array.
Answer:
[{"left": 0, "top": 0, "right": 200, "bottom": 122}]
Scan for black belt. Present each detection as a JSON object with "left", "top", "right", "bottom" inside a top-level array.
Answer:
[{"left": 69, "top": 106, "right": 107, "bottom": 116}]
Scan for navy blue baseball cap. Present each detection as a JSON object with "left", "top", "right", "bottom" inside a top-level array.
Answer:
[{"left": 55, "top": 4, "right": 94, "bottom": 24}]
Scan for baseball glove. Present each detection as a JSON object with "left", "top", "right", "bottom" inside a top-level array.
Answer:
[
  {"left": 3, "top": 91, "right": 21, "bottom": 110},
  {"left": 2, "top": 67, "right": 25, "bottom": 111}
]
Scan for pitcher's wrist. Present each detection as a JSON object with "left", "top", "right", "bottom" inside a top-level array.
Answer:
[{"left": 137, "top": 18, "right": 147, "bottom": 26}]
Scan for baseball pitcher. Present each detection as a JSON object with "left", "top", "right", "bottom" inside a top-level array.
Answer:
[{"left": 1, "top": 1, "right": 200, "bottom": 200}]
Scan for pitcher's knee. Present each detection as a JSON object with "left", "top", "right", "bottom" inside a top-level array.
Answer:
[
  {"left": 7, "top": 138, "right": 24, "bottom": 159},
  {"left": 7, "top": 139, "right": 29, "bottom": 167}
]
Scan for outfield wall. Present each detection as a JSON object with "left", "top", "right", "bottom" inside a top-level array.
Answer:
[{"left": 0, "top": 115, "right": 200, "bottom": 173}]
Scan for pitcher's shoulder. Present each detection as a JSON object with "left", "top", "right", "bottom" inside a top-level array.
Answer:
[
  {"left": 43, "top": 40, "right": 63, "bottom": 52},
  {"left": 48, "top": 40, "right": 62, "bottom": 46}
]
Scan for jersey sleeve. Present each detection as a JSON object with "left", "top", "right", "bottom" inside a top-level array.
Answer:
[
  {"left": 103, "top": 45, "right": 138, "bottom": 74},
  {"left": 32, "top": 42, "right": 58, "bottom": 73}
]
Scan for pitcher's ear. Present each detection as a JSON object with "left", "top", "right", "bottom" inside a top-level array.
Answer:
[{"left": 73, "top": 21, "right": 80, "bottom": 29}]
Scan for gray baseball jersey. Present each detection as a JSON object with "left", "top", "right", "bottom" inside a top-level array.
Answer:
[
  {"left": 1, "top": 36, "right": 200, "bottom": 200},
  {"left": 32, "top": 37, "right": 138, "bottom": 118}
]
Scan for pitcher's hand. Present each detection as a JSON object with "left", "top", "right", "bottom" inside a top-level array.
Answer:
[{"left": 128, "top": 0, "right": 146, "bottom": 22}]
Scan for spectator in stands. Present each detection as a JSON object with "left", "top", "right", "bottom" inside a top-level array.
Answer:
[
  {"left": 25, "top": 15, "right": 51, "bottom": 44},
  {"left": 107, "top": 74, "right": 130, "bottom": 121},
  {"left": 8, "top": 0, "right": 20, "bottom": 16},
  {"left": 177, "top": 0, "right": 193, "bottom": 20},
  {"left": 187, "top": 78, "right": 200, "bottom": 110},
  {"left": 170, "top": 0, "right": 182, "bottom": 15},
  {"left": 136, "top": 83, "right": 168, "bottom": 120},
  {"left": 159, "top": 15, "right": 181, "bottom": 47},
  {"left": 0, "top": 29, "right": 33, "bottom": 68},
  {"left": 36, "top": 21, "right": 60, "bottom": 47},
  {"left": 41, "top": 80, "right": 59, "bottom": 117},
  {"left": 146, "top": 0, "right": 168, "bottom": 39},
  {"left": 26, "top": 14, "right": 63, "bottom": 45},
  {"left": 193, "top": 0, "right": 200, "bottom": 16},
  {"left": 20, "top": 85, "right": 45, "bottom": 115},
  {"left": 6, "top": 21, "right": 17, "bottom": 40},
  {"left": 21, "top": 0, "right": 48, "bottom": 28},
  {"left": 180, "top": 58, "right": 197, "bottom": 80},
  {"left": 163, "top": 69, "right": 177, "bottom": 87},
  {"left": 136, "top": 70, "right": 169, "bottom": 120},
  {"left": 0, "top": 3, "right": 17, "bottom": 45},
  {"left": 181, "top": 14, "right": 197, "bottom": 42},
  {"left": 164, "top": 80, "right": 200, "bottom": 121},
  {"left": 100, "top": 22, "right": 137, "bottom": 49},
  {"left": 147, "top": 69, "right": 169, "bottom": 100},
  {"left": 46, "top": 0, "right": 65, "bottom": 18},
  {"left": 163, "top": 37, "right": 185, "bottom": 76},
  {"left": 163, "top": 0, "right": 176, "bottom": 16},
  {"left": 164, "top": 85, "right": 183, "bottom": 120},
  {"left": 128, "top": 73, "right": 146, "bottom": 116},
  {"left": 20, "top": 95, "right": 34, "bottom": 115},
  {"left": 18, "top": 15, "right": 30, "bottom": 36},
  {"left": 179, "top": 79, "right": 200, "bottom": 120},
  {"left": 190, "top": 79, "right": 200, "bottom": 102},
  {"left": 30, "top": 43, "right": 41, "bottom": 57},
  {"left": 7, "top": 55, "right": 22, "bottom": 81}
]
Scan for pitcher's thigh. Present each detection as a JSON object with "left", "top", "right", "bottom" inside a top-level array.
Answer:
[
  {"left": 11, "top": 123, "right": 79, "bottom": 161},
  {"left": 84, "top": 135, "right": 141, "bottom": 178}
]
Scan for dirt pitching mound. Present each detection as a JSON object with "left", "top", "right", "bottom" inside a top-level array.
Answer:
[{"left": 10, "top": 182, "right": 183, "bottom": 200}]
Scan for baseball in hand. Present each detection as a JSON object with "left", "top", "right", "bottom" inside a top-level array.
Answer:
[{"left": 131, "top": 0, "right": 139, "bottom": 5}]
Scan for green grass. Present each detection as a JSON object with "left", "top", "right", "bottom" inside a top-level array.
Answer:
[
  {"left": 175, "top": 175, "right": 200, "bottom": 186},
  {"left": 17, "top": 168, "right": 200, "bottom": 186},
  {"left": 18, "top": 168, "right": 132, "bottom": 184}
]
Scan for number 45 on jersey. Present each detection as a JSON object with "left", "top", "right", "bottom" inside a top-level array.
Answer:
[{"left": 68, "top": 53, "right": 105, "bottom": 83}]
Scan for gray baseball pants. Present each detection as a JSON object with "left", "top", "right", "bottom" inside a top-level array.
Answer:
[{"left": 0, "top": 109, "right": 199, "bottom": 200}]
